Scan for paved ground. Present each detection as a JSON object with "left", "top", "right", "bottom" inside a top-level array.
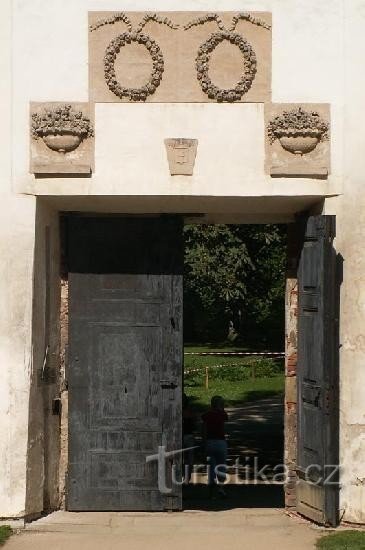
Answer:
[
  {"left": 225, "top": 396, "right": 284, "bottom": 468},
  {"left": 183, "top": 396, "right": 285, "bottom": 510},
  {"left": 7, "top": 398, "right": 320, "bottom": 549},
  {"left": 7, "top": 510, "right": 323, "bottom": 550}
]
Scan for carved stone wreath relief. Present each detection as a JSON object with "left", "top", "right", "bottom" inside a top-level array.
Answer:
[
  {"left": 184, "top": 13, "right": 270, "bottom": 102},
  {"left": 90, "top": 13, "right": 179, "bottom": 101},
  {"left": 88, "top": 12, "right": 272, "bottom": 103}
]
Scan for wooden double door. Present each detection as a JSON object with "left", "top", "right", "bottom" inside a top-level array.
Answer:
[
  {"left": 66, "top": 214, "right": 340, "bottom": 523},
  {"left": 67, "top": 216, "right": 183, "bottom": 511}
]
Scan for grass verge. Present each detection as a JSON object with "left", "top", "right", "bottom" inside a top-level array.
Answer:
[
  {"left": 317, "top": 530, "right": 365, "bottom": 549},
  {"left": 0, "top": 526, "right": 12, "bottom": 546},
  {"left": 184, "top": 344, "right": 284, "bottom": 409},
  {"left": 184, "top": 374, "right": 284, "bottom": 410}
]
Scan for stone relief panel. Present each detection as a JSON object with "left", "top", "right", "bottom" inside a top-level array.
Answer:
[
  {"left": 30, "top": 103, "right": 94, "bottom": 174},
  {"left": 265, "top": 104, "right": 330, "bottom": 177},
  {"left": 89, "top": 11, "right": 271, "bottom": 103},
  {"left": 164, "top": 138, "right": 198, "bottom": 175}
]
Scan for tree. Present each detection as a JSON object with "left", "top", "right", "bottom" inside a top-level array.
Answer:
[{"left": 183, "top": 224, "right": 286, "bottom": 348}]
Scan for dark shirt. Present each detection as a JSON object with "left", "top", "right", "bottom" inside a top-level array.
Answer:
[{"left": 202, "top": 409, "right": 228, "bottom": 440}]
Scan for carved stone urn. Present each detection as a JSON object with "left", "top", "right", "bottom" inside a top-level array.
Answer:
[
  {"left": 276, "top": 130, "right": 322, "bottom": 156},
  {"left": 268, "top": 107, "right": 329, "bottom": 156},
  {"left": 31, "top": 105, "right": 94, "bottom": 155},
  {"left": 42, "top": 133, "right": 82, "bottom": 154}
]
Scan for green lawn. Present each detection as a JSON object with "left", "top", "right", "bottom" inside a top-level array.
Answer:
[
  {"left": 184, "top": 374, "right": 284, "bottom": 410},
  {"left": 317, "top": 531, "right": 365, "bottom": 549},
  {"left": 0, "top": 526, "right": 12, "bottom": 546},
  {"left": 184, "top": 343, "right": 285, "bottom": 410}
]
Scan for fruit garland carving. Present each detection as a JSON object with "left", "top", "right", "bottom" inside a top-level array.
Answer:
[
  {"left": 90, "top": 12, "right": 179, "bottom": 102},
  {"left": 267, "top": 107, "right": 329, "bottom": 144},
  {"left": 184, "top": 12, "right": 271, "bottom": 102},
  {"left": 31, "top": 105, "right": 94, "bottom": 140}
]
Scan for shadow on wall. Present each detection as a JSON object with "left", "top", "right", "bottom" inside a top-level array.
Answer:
[{"left": 25, "top": 201, "right": 61, "bottom": 517}]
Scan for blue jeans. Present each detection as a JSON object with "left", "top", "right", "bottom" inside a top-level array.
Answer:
[{"left": 206, "top": 439, "right": 228, "bottom": 485}]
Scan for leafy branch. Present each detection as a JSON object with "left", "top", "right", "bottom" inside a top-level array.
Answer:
[
  {"left": 136, "top": 13, "right": 179, "bottom": 32},
  {"left": 184, "top": 13, "right": 226, "bottom": 31},
  {"left": 184, "top": 12, "right": 271, "bottom": 32},
  {"left": 89, "top": 12, "right": 132, "bottom": 33},
  {"left": 229, "top": 12, "right": 271, "bottom": 31},
  {"left": 90, "top": 12, "right": 179, "bottom": 33}
]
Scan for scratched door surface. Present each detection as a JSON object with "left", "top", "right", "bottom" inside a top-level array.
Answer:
[
  {"left": 67, "top": 217, "right": 183, "bottom": 511},
  {"left": 296, "top": 215, "right": 339, "bottom": 526}
]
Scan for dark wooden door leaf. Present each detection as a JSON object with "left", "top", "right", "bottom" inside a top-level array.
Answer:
[
  {"left": 297, "top": 215, "right": 339, "bottom": 527},
  {"left": 67, "top": 216, "right": 183, "bottom": 511}
]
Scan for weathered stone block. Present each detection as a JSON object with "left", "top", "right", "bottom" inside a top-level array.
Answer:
[
  {"left": 265, "top": 103, "right": 330, "bottom": 177},
  {"left": 164, "top": 138, "right": 198, "bottom": 175},
  {"left": 30, "top": 103, "right": 94, "bottom": 174}
]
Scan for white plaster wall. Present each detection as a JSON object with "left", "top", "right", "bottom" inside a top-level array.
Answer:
[
  {"left": 0, "top": 0, "right": 12, "bottom": 197},
  {"left": 0, "top": 0, "right": 37, "bottom": 517},
  {"left": 25, "top": 200, "right": 60, "bottom": 516},
  {"left": 0, "top": 197, "right": 37, "bottom": 518},
  {"left": 12, "top": 0, "right": 343, "bottom": 202},
  {"left": 324, "top": 0, "right": 365, "bottom": 524}
]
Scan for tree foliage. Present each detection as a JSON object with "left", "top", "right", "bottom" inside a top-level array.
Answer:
[{"left": 184, "top": 224, "right": 287, "bottom": 348}]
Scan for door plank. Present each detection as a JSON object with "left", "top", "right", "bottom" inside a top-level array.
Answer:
[{"left": 67, "top": 217, "right": 183, "bottom": 511}]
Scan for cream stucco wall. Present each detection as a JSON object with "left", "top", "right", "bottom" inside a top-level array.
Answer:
[
  {"left": 25, "top": 199, "right": 60, "bottom": 517},
  {"left": 1, "top": 0, "right": 365, "bottom": 523},
  {"left": 0, "top": 196, "right": 36, "bottom": 518},
  {"left": 0, "top": 0, "right": 37, "bottom": 517},
  {"left": 323, "top": 0, "right": 365, "bottom": 524}
]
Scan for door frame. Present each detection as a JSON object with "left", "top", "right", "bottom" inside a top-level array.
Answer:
[{"left": 54, "top": 213, "right": 340, "bottom": 520}]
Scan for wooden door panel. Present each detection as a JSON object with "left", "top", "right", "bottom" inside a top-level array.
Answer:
[
  {"left": 90, "top": 451, "right": 159, "bottom": 489},
  {"left": 297, "top": 215, "right": 339, "bottom": 526},
  {"left": 67, "top": 217, "right": 183, "bottom": 511},
  {"left": 90, "top": 326, "right": 161, "bottom": 423},
  {"left": 297, "top": 481, "right": 325, "bottom": 525},
  {"left": 70, "top": 488, "right": 163, "bottom": 512}
]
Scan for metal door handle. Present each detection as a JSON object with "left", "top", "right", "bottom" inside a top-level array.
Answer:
[{"left": 160, "top": 380, "right": 178, "bottom": 389}]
